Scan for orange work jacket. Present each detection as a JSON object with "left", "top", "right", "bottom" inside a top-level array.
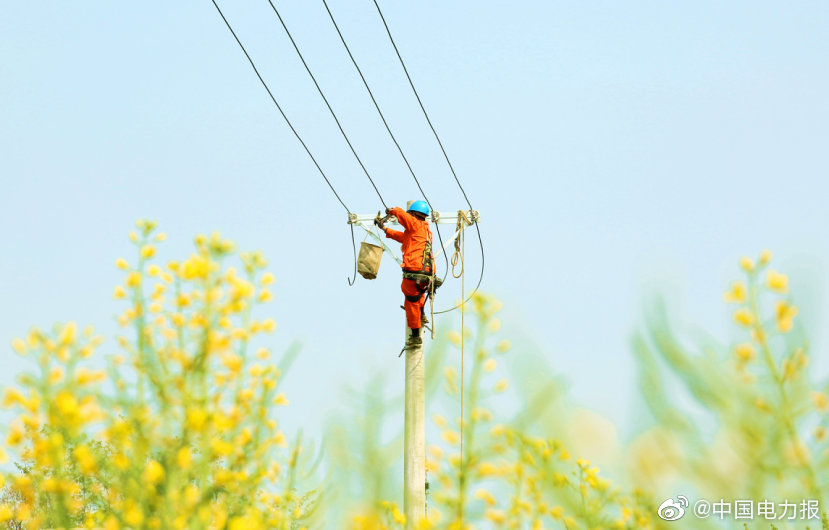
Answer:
[{"left": 383, "top": 207, "right": 434, "bottom": 273}]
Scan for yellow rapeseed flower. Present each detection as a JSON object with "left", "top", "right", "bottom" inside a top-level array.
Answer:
[
  {"left": 126, "top": 272, "right": 142, "bottom": 288},
  {"left": 59, "top": 321, "right": 77, "bottom": 345},
  {"left": 483, "top": 358, "right": 497, "bottom": 372},
  {"left": 735, "top": 342, "right": 755, "bottom": 362},
  {"left": 775, "top": 301, "right": 798, "bottom": 332},
  {"left": 113, "top": 285, "right": 127, "bottom": 299},
  {"left": 0, "top": 504, "right": 13, "bottom": 523},
  {"left": 73, "top": 444, "right": 98, "bottom": 475},
  {"left": 733, "top": 308, "right": 755, "bottom": 327},
  {"left": 478, "top": 461, "right": 499, "bottom": 477},
  {"left": 221, "top": 353, "right": 243, "bottom": 373},
  {"left": 124, "top": 505, "right": 144, "bottom": 526},
  {"left": 144, "top": 459, "right": 165, "bottom": 484},
  {"left": 115, "top": 258, "right": 129, "bottom": 270},
  {"left": 475, "top": 488, "right": 496, "bottom": 506},
  {"left": 485, "top": 509, "right": 506, "bottom": 524},
  {"left": 141, "top": 244, "right": 156, "bottom": 259},
  {"left": 442, "top": 430, "right": 460, "bottom": 446},
  {"left": 723, "top": 281, "right": 747, "bottom": 303},
  {"left": 495, "top": 379, "right": 509, "bottom": 392},
  {"left": 811, "top": 392, "right": 829, "bottom": 412},
  {"left": 273, "top": 393, "right": 289, "bottom": 406},
  {"left": 739, "top": 256, "right": 755, "bottom": 272},
  {"left": 11, "top": 337, "right": 27, "bottom": 355},
  {"left": 177, "top": 447, "right": 192, "bottom": 470},
  {"left": 766, "top": 270, "right": 789, "bottom": 293}
]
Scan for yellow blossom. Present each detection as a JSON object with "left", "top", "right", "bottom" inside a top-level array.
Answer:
[
  {"left": 496, "top": 339, "right": 511, "bottom": 353},
  {"left": 442, "top": 430, "right": 460, "bottom": 446},
  {"left": 177, "top": 447, "right": 192, "bottom": 470},
  {"left": 495, "top": 378, "right": 509, "bottom": 392},
  {"left": 126, "top": 272, "right": 142, "bottom": 287},
  {"left": 723, "top": 281, "right": 747, "bottom": 303},
  {"left": 775, "top": 301, "right": 798, "bottom": 332},
  {"left": 485, "top": 509, "right": 506, "bottom": 524},
  {"left": 73, "top": 445, "right": 98, "bottom": 474},
  {"left": 766, "top": 270, "right": 789, "bottom": 293},
  {"left": 141, "top": 244, "right": 156, "bottom": 259},
  {"left": 811, "top": 392, "right": 829, "bottom": 412},
  {"left": 483, "top": 358, "right": 497, "bottom": 372},
  {"left": 735, "top": 342, "right": 755, "bottom": 362},
  {"left": 49, "top": 366, "right": 65, "bottom": 384},
  {"left": 733, "top": 308, "right": 755, "bottom": 327},
  {"left": 273, "top": 393, "right": 289, "bottom": 406},
  {"left": 740, "top": 256, "right": 755, "bottom": 272},
  {"left": 11, "top": 338, "right": 27, "bottom": 355},
  {"left": 144, "top": 459, "right": 165, "bottom": 484},
  {"left": 261, "top": 272, "right": 275, "bottom": 285},
  {"left": 478, "top": 461, "right": 499, "bottom": 477},
  {"left": 475, "top": 488, "right": 496, "bottom": 506},
  {"left": 221, "top": 353, "right": 243, "bottom": 373}
]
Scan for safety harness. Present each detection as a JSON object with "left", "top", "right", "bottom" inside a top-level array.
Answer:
[{"left": 402, "top": 225, "right": 442, "bottom": 300}]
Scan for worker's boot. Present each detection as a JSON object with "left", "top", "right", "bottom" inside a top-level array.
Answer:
[{"left": 405, "top": 335, "right": 423, "bottom": 349}]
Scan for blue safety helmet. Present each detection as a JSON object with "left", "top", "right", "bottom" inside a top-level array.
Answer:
[{"left": 407, "top": 200, "right": 430, "bottom": 216}]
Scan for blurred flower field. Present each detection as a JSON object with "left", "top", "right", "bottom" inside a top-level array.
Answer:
[{"left": 1, "top": 225, "right": 828, "bottom": 529}]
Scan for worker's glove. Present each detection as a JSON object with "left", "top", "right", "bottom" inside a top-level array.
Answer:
[
  {"left": 385, "top": 207, "right": 394, "bottom": 215},
  {"left": 374, "top": 217, "right": 385, "bottom": 229}
]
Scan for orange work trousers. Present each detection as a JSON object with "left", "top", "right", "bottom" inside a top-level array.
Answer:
[{"left": 401, "top": 278, "right": 428, "bottom": 329}]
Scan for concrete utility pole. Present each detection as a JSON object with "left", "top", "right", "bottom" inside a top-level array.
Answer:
[
  {"left": 404, "top": 326, "right": 426, "bottom": 528},
  {"left": 347, "top": 209, "right": 480, "bottom": 529}
]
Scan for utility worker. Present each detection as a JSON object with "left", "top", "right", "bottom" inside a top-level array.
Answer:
[{"left": 375, "top": 200, "right": 435, "bottom": 350}]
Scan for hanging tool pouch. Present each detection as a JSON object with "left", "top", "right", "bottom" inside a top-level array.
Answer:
[{"left": 357, "top": 226, "right": 384, "bottom": 280}]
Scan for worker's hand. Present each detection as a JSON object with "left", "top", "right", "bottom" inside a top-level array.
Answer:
[
  {"left": 374, "top": 217, "right": 385, "bottom": 229},
  {"left": 385, "top": 207, "right": 394, "bottom": 215}
]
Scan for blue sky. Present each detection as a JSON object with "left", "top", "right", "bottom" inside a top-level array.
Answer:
[{"left": 2, "top": 0, "right": 828, "bottom": 443}]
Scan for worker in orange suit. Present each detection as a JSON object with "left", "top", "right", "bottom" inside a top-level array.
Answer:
[{"left": 375, "top": 200, "right": 435, "bottom": 351}]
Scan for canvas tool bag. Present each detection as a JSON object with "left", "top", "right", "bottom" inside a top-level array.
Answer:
[{"left": 357, "top": 238, "right": 383, "bottom": 280}]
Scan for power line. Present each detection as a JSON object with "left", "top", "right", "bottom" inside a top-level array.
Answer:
[
  {"left": 266, "top": 0, "right": 388, "bottom": 210},
  {"left": 208, "top": 0, "right": 350, "bottom": 214},
  {"left": 371, "top": 0, "right": 485, "bottom": 314},
  {"left": 319, "top": 0, "right": 449, "bottom": 279},
  {"left": 208, "top": 0, "right": 360, "bottom": 285}
]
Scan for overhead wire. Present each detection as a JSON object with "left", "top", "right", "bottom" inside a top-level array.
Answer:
[
  {"left": 370, "top": 0, "right": 485, "bottom": 314},
  {"left": 208, "top": 0, "right": 360, "bottom": 285},
  {"left": 319, "top": 0, "right": 449, "bottom": 281},
  {"left": 265, "top": 0, "right": 388, "bottom": 210}
]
